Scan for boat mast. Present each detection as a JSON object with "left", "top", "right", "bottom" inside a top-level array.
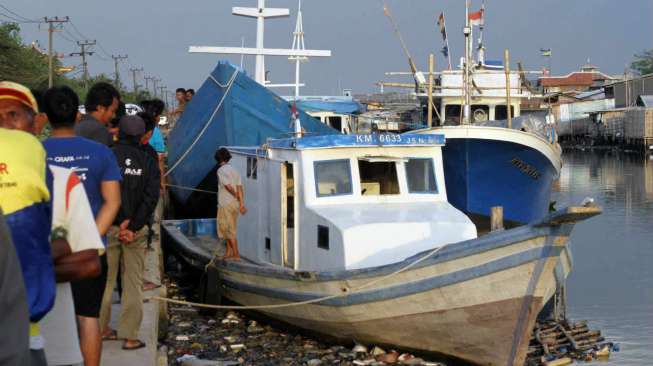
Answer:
[
  {"left": 477, "top": 0, "right": 485, "bottom": 65},
  {"left": 289, "top": 0, "right": 307, "bottom": 98},
  {"left": 463, "top": 0, "right": 472, "bottom": 125},
  {"left": 188, "top": 1, "right": 331, "bottom": 87}
]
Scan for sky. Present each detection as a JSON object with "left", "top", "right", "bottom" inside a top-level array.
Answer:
[{"left": 2, "top": 0, "right": 652, "bottom": 96}]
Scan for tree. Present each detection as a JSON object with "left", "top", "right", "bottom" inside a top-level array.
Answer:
[
  {"left": 2, "top": 23, "right": 164, "bottom": 107},
  {"left": 631, "top": 49, "right": 653, "bottom": 76}
]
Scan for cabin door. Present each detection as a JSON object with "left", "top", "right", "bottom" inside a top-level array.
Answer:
[
  {"left": 282, "top": 162, "right": 296, "bottom": 268},
  {"left": 267, "top": 161, "right": 295, "bottom": 268}
]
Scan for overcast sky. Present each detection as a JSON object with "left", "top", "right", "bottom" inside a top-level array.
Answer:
[{"left": 3, "top": 0, "right": 652, "bottom": 95}]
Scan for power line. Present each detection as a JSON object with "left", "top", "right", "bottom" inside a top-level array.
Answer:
[
  {"left": 0, "top": 11, "right": 38, "bottom": 24},
  {"left": 68, "top": 20, "right": 90, "bottom": 40},
  {"left": 0, "top": 4, "right": 40, "bottom": 23}
]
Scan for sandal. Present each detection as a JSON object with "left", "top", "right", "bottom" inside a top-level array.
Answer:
[
  {"left": 102, "top": 329, "right": 119, "bottom": 341},
  {"left": 122, "top": 340, "right": 146, "bottom": 350}
]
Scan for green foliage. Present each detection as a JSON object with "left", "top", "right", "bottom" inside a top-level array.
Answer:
[
  {"left": 631, "top": 49, "right": 653, "bottom": 76},
  {"left": 0, "top": 23, "right": 52, "bottom": 89}
]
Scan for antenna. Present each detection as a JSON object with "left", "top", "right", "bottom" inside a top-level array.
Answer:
[{"left": 289, "top": 0, "right": 308, "bottom": 98}]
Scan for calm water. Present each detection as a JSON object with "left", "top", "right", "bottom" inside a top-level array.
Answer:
[{"left": 552, "top": 150, "right": 653, "bottom": 365}]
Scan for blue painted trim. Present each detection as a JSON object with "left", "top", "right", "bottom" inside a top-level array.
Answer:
[
  {"left": 267, "top": 134, "right": 445, "bottom": 150},
  {"left": 313, "top": 159, "right": 353, "bottom": 198},
  {"left": 221, "top": 246, "right": 563, "bottom": 307},
  {"left": 161, "top": 217, "right": 553, "bottom": 282}
]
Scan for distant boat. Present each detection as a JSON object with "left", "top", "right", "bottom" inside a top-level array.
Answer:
[
  {"left": 410, "top": 2, "right": 562, "bottom": 224},
  {"left": 162, "top": 132, "right": 600, "bottom": 366}
]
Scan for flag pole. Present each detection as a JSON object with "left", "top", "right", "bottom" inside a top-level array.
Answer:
[{"left": 444, "top": 15, "right": 452, "bottom": 70}]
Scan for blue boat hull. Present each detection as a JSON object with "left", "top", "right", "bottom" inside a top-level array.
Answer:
[
  {"left": 166, "top": 61, "right": 336, "bottom": 214},
  {"left": 441, "top": 135, "right": 560, "bottom": 224}
]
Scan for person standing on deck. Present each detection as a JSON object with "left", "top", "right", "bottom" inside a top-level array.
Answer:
[
  {"left": 172, "top": 88, "right": 186, "bottom": 118},
  {"left": 41, "top": 86, "right": 122, "bottom": 366},
  {"left": 75, "top": 82, "right": 120, "bottom": 146},
  {"left": 215, "top": 148, "right": 247, "bottom": 260},
  {"left": 185, "top": 89, "right": 195, "bottom": 102},
  {"left": 99, "top": 115, "right": 160, "bottom": 350}
]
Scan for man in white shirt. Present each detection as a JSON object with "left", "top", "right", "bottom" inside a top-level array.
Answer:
[
  {"left": 41, "top": 166, "right": 105, "bottom": 366},
  {"left": 214, "top": 148, "right": 246, "bottom": 260}
]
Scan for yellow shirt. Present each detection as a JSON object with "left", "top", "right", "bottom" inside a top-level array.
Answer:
[{"left": 0, "top": 128, "right": 50, "bottom": 214}]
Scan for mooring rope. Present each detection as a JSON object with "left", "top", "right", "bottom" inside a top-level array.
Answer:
[
  {"left": 164, "top": 183, "right": 217, "bottom": 195},
  {"left": 165, "top": 69, "right": 239, "bottom": 177},
  {"left": 148, "top": 242, "right": 449, "bottom": 310}
]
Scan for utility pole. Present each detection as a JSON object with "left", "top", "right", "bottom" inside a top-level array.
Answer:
[
  {"left": 111, "top": 54, "right": 128, "bottom": 89},
  {"left": 70, "top": 40, "right": 96, "bottom": 89},
  {"left": 129, "top": 67, "right": 143, "bottom": 94},
  {"left": 144, "top": 76, "right": 154, "bottom": 95},
  {"left": 44, "top": 16, "right": 69, "bottom": 87},
  {"left": 152, "top": 78, "right": 160, "bottom": 97},
  {"left": 158, "top": 86, "right": 166, "bottom": 101}
]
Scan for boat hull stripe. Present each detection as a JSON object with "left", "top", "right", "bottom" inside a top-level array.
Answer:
[{"left": 221, "top": 245, "right": 562, "bottom": 307}]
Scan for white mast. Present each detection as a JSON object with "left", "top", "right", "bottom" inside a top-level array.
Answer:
[
  {"left": 289, "top": 0, "right": 307, "bottom": 98},
  {"left": 463, "top": 0, "right": 472, "bottom": 124},
  {"left": 189, "top": 0, "right": 331, "bottom": 86},
  {"left": 234, "top": 0, "right": 288, "bottom": 84}
]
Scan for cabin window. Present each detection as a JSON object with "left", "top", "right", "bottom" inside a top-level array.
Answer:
[
  {"left": 358, "top": 160, "right": 399, "bottom": 195},
  {"left": 445, "top": 105, "right": 462, "bottom": 125},
  {"left": 495, "top": 105, "right": 515, "bottom": 121},
  {"left": 328, "top": 116, "right": 342, "bottom": 132},
  {"left": 405, "top": 159, "right": 438, "bottom": 194},
  {"left": 246, "top": 157, "right": 257, "bottom": 179},
  {"left": 317, "top": 225, "right": 329, "bottom": 250},
  {"left": 314, "top": 159, "right": 352, "bottom": 197}
]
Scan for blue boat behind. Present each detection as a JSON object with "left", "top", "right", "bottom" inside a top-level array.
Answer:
[{"left": 166, "top": 61, "right": 337, "bottom": 214}]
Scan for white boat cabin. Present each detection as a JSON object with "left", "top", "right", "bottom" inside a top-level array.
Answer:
[{"left": 226, "top": 134, "right": 477, "bottom": 272}]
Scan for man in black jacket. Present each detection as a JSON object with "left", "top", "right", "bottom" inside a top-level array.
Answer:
[{"left": 98, "top": 115, "right": 159, "bottom": 350}]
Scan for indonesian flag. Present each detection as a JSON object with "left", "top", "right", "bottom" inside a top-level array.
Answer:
[
  {"left": 436, "top": 12, "right": 447, "bottom": 41},
  {"left": 49, "top": 165, "right": 104, "bottom": 254},
  {"left": 468, "top": 9, "right": 483, "bottom": 26}
]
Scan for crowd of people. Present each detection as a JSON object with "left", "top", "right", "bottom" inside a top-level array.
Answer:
[{"left": 0, "top": 80, "right": 168, "bottom": 366}]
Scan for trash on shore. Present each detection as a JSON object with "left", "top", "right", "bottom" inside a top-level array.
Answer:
[
  {"left": 526, "top": 319, "right": 619, "bottom": 366},
  {"left": 162, "top": 274, "right": 448, "bottom": 365}
]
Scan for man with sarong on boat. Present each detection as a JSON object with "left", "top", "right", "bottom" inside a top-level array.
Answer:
[{"left": 215, "top": 147, "right": 247, "bottom": 260}]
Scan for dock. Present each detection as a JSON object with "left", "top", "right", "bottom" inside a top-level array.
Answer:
[{"left": 100, "top": 234, "right": 165, "bottom": 366}]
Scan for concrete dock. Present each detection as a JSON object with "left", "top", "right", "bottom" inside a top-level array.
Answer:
[{"left": 100, "top": 237, "right": 164, "bottom": 366}]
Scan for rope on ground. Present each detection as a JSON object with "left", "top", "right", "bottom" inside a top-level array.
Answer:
[
  {"left": 165, "top": 69, "right": 239, "bottom": 177},
  {"left": 164, "top": 183, "right": 217, "bottom": 194},
  {"left": 148, "top": 242, "right": 449, "bottom": 310}
]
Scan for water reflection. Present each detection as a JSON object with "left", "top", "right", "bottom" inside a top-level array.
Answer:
[{"left": 552, "top": 150, "right": 653, "bottom": 366}]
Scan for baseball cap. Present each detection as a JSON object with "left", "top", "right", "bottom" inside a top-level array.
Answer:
[
  {"left": 0, "top": 81, "right": 39, "bottom": 113},
  {"left": 118, "top": 115, "right": 145, "bottom": 136}
]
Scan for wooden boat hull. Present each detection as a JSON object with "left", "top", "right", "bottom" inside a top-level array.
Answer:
[{"left": 162, "top": 207, "right": 599, "bottom": 366}]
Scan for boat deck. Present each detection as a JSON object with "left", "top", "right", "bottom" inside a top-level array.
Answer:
[{"left": 186, "top": 235, "right": 264, "bottom": 266}]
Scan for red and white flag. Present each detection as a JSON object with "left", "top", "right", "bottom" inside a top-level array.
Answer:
[{"left": 468, "top": 9, "right": 483, "bottom": 26}]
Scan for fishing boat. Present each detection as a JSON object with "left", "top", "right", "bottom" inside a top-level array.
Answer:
[
  {"left": 162, "top": 131, "right": 601, "bottom": 366},
  {"left": 408, "top": 1, "right": 562, "bottom": 225}
]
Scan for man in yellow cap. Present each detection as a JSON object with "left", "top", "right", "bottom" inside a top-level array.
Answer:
[{"left": 0, "top": 81, "right": 56, "bottom": 366}]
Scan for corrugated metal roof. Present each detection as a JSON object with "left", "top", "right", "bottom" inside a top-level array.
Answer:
[{"left": 539, "top": 72, "right": 594, "bottom": 87}]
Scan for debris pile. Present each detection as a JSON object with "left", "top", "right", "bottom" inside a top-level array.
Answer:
[
  {"left": 162, "top": 276, "right": 447, "bottom": 366},
  {"left": 526, "top": 319, "right": 619, "bottom": 366}
]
